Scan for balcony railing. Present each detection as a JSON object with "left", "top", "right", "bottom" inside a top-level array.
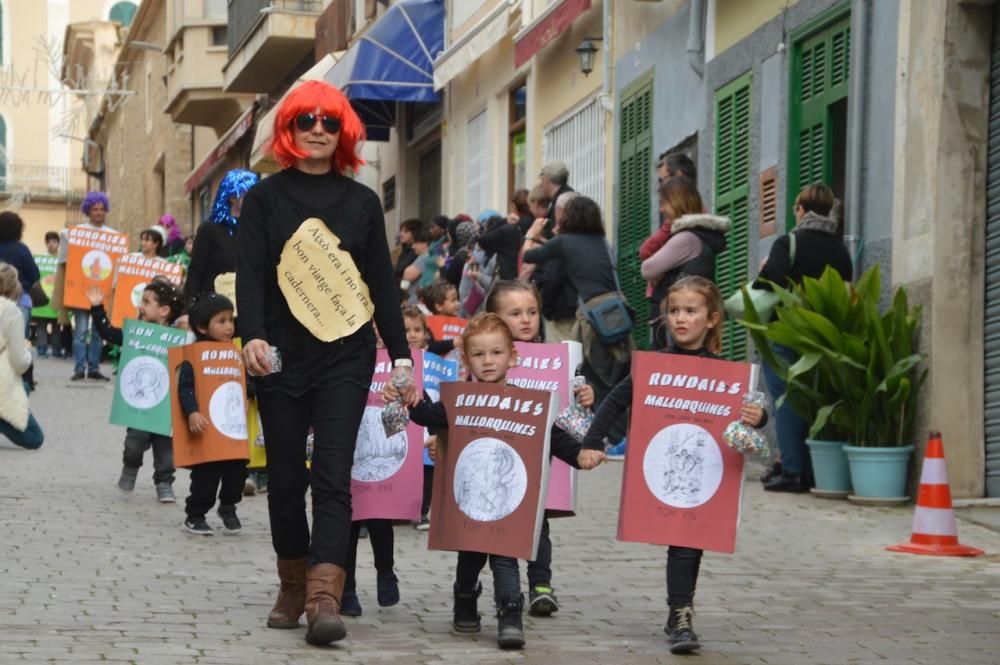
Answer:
[
  {"left": 228, "top": 0, "right": 323, "bottom": 57},
  {"left": 0, "top": 163, "right": 88, "bottom": 201}
]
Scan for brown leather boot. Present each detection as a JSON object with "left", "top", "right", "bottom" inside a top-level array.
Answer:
[
  {"left": 304, "top": 563, "right": 347, "bottom": 645},
  {"left": 266, "top": 557, "right": 308, "bottom": 629}
]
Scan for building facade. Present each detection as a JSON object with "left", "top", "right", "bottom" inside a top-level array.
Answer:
[{"left": 0, "top": 0, "right": 136, "bottom": 252}]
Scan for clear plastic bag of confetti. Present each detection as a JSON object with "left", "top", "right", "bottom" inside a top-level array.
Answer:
[
  {"left": 555, "top": 402, "right": 593, "bottom": 443},
  {"left": 722, "top": 390, "right": 770, "bottom": 458},
  {"left": 381, "top": 400, "right": 410, "bottom": 438}
]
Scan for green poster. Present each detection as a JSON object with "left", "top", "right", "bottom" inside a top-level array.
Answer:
[
  {"left": 31, "top": 255, "right": 58, "bottom": 319},
  {"left": 109, "top": 319, "right": 188, "bottom": 436}
]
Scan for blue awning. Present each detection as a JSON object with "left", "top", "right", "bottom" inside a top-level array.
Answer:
[{"left": 325, "top": 0, "right": 443, "bottom": 141}]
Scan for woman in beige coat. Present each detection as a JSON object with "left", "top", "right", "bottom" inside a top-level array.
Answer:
[{"left": 0, "top": 262, "right": 43, "bottom": 449}]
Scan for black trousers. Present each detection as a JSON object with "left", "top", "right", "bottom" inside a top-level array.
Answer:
[
  {"left": 420, "top": 465, "right": 433, "bottom": 517},
  {"left": 257, "top": 381, "right": 368, "bottom": 566},
  {"left": 185, "top": 459, "right": 246, "bottom": 519},
  {"left": 344, "top": 519, "right": 395, "bottom": 592},
  {"left": 666, "top": 546, "right": 703, "bottom": 606}
]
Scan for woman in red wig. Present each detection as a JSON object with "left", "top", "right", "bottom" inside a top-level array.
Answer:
[{"left": 236, "top": 80, "right": 414, "bottom": 646}]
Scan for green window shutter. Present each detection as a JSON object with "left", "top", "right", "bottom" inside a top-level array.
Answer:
[
  {"left": 617, "top": 75, "right": 654, "bottom": 349},
  {"left": 787, "top": 14, "right": 851, "bottom": 228},
  {"left": 714, "top": 72, "right": 752, "bottom": 361}
]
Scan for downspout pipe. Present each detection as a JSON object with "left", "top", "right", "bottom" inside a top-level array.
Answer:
[
  {"left": 844, "top": 0, "right": 868, "bottom": 271},
  {"left": 687, "top": 0, "right": 705, "bottom": 77},
  {"left": 601, "top": 0, "right": 613, "bottom": 110}
]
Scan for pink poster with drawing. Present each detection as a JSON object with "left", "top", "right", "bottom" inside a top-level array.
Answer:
[
  {"left": 350, "top": 349, "right": 425, "bottom": 521},
  {"left": 508, "top": 341, "right": 583, "bottom": 516}
]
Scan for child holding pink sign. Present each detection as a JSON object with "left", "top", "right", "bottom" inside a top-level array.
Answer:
[{"left": 485, "top": 280, "right": 594, "bottom": 617}]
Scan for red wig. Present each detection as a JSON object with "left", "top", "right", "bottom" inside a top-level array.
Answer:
[{"left": 271, "top": 80, "right": 366, "bottom": 174}]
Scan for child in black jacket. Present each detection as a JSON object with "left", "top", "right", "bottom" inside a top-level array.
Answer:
[
  {"left": 177, "top": 293, "right": 247, "bottom": 535},
  {"left": 582, "top": 276, "right": 766, "bottom": 655},
  {"left": 389, "top": 313, "right": 605, "bottom": 650}
]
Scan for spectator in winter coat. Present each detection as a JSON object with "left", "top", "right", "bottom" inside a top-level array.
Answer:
[
  {"left": 641, "top": 177, "right": 729, "bottom": 350},
  {"left": 753, "top": 183, "right": 853, "bottom": 494}
]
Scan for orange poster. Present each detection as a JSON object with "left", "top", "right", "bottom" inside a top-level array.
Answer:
[
  {"left": 63, "top": 226, "right": 129, "bottom": 310},
  {"left": 426, "top": 315, "right": 468, "bottom": 341},
  {"left": 110, "top": 254, "right": 184, "bottom": 327},
  {"left": 168, "top": 342, "right": 249, "bottom": 469}
]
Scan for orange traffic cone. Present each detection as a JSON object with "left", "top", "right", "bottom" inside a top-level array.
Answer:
[{"left": 887, "top": 431, "right": 984, "bottom": 557}]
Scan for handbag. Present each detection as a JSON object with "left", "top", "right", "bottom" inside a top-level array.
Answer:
[
  {"left": 572, "top": 240, "right": 634, "bottom": 346},
  {"left": 29, "top": 281, "right": 49, "bottom": 308},
  {"left": 724, "top": 233, "right": 796, "bottom": 322}
]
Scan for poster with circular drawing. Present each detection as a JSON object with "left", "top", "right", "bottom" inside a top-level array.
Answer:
[
  {"left": 130, "top": 282, "right": 148, "bottom": 307},
  {"left": 208, "top": 381, "right": 248, "bottom": 439},
  {"left": 642, "top": 423, "right": 723, "bottom": 509},
  {"left": 352, "top": 406, "right": 407, "bottom": 482},
  {"left": 82, "top": 250, "right": 112, "bottom": 281},
  {"left": 453, "top": 438, "right": 527, "bottom": 522},
  {"left": 119, "top": 356, "right": 169, "bottom": 410}
]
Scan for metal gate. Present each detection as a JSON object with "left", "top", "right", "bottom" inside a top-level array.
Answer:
[{"left": 984, "top": 8, "right": 1000, "bottom": 496}]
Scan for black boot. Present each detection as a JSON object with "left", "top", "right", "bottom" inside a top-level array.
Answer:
[
  {"left": 763, "top": 471, "right": 809, "bottom": 493},
  {"left": 759, "top": 460, "right": 782, "bottom": 483},
  {"left": 664, "top": 604, "right": 700, "bottom": 654},
  {"left": 452, "top": 582, "right": 482, "bottom": 633},
  {"left": 496, "top": 594, "right": 525, "bottom": 650}
]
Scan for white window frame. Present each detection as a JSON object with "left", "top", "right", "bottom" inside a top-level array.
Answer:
[
  {"left": 466, "top": 108, "right": 489, "bottom": 217},
  {"left": 543, "top": 94, "right": 606, "bottom": 213}
]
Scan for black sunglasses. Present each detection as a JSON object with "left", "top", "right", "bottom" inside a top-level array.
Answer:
[{"left": 294, "top": 113, "right": 342, "bottom": 134}]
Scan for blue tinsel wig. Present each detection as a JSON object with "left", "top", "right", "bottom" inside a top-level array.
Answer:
[{"left": 210, "top": 169, "right": 259, "bottom": 235}]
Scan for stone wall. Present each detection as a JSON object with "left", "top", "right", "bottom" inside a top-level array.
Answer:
[{"left": 96, "top": 1, "right": 194, "bottom": 246}]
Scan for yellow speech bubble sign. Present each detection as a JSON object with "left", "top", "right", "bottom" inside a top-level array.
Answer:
[
  {"left": 213, "top": 272, "right": 237, "bottom": 317},
  {"left": 277, "top": 218, "right": 374, "bottom": 342}
]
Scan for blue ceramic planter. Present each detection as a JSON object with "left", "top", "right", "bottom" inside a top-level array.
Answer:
[
  {"left": 805, "top": 439, "right": 851, "bottom": 495},
  {"left": 844, "top": 444, "right": 914, "bottom": 498}
]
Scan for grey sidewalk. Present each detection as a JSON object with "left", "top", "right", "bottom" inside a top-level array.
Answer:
[{"left": 1, "top": 356, "right": 998, "bottom": 665}]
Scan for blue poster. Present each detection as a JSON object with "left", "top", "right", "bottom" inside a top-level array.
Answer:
[{"left": 422, "top": 351, "right": 457, "bottom": 465}]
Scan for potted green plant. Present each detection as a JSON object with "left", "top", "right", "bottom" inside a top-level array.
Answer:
[{"left": 738, "top": 265, "right": 926, "bottom": 503}]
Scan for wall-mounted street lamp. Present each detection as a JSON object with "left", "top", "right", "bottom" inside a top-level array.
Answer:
[{"left": 575, "top": 37, "right": 603, "bottom": 77}]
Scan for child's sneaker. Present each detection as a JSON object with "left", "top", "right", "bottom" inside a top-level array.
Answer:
[
  {"left": 496, "top": 594, "right": 525, "bottom": 649},
  {"left": 243, "top": 474, "right": 257, "bottom": 496},
  {"left": 452, "top": 582, "right": 482, "bottom": 633},
  {"left": 605, "top": 438, "right": 627, "bottom": 460},
  {"left": 217, "top": 507, "right": 242, "bottom": 534},
  {"left": 528, "top": 585, "right": 560, "bottom": 616},
  {"left": 665, "top": 604, "right": 700, "bottom": 654},
  {"left": 155, "top": 483, "right": 175, "bottom": 503},
  {"left": 341, "top": 590, "right": 363, "bottom": 617},
  {"left": 376, "top": 572, "right": 400, "bottom": 607},
  {"left": 184, "top": 517, "right": 213, "bottom": 535},
  {"left": 117, "top": 467, "right": 138, "bottom": 492},
  {"left": 415, "top": 516, "right": 430, "bottom": 531},
  {"left": 255, "top": 472, "right": 268, "bottom": 493}
]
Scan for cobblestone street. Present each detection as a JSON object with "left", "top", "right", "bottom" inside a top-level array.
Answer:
[{"left": 1, "top": 357, "right": 999, "bottom": 665}]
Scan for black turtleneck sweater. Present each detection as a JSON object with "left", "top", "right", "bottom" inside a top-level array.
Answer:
[
  {"left": 581, "top": 345, "right": 766, "bottom": 450},
  {"left": 236, "top": 167, "right": 410, "bottom": 396}
]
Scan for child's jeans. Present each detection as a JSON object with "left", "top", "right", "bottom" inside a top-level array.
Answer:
[
  {"left": 666, "top": 546, "right": 703, "bottom": 606},
  {"left": 123, "top": 428, "right": 174, "bottom": 485},
  {"left": 456, "top": 551, "right": 520, "bottom": 602},
  {"left": 526, "top": 517, "right": 552, "bottom": 589}
]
